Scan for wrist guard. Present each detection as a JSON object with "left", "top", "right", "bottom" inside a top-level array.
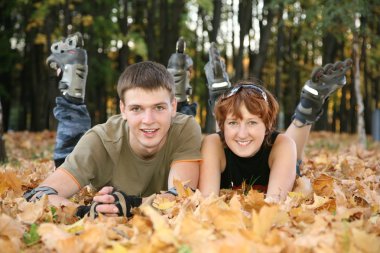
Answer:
[
  {"left": 23, "top": 186, "right": 58, "bottom": 202},
  {"left": 76, "top": 202, "right": 99, "bottom": 219},
  {"left": 112, "top": 191, "right": 142, "bottom": 218},
  {"left": 166, "top": 186, "right": 195, "bottom": 197}
]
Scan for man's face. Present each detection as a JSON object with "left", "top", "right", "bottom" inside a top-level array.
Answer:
[{"left": 120, "top": 87, "right": 177, "bottom": 158}]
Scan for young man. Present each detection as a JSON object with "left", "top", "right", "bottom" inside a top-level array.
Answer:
[{"left": 24, "top": 34, "right": 202, "bottom": 218}]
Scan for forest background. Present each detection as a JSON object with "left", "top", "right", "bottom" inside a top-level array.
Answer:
[{"left": 0, "top": 0, "right": 379, "bottom": 138}]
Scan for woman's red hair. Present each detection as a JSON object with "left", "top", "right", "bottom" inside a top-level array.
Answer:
[{"left": 214, "top": 80, "right": 279, "bottom": 147}]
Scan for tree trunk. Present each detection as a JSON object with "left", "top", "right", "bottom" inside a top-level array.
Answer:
[
  {"left": 118, "top": 0, "right": 130, "bottom": 74},
  {"left": 314, "top": 32, "right": 338, "bottom": 131},
  {"left": 0, "top": 99, "right": 6, "bottom": 162},
  {"left": 234, "top": 0, "right": 252, "bottom": 79},
  {"left": 360, "top": 17, "right": 371, "bottom": 134},
  {"left": 274, "top": 4, "right": 284, "bottom": 130},
  {"left": 249, "top": 1, "right": 274, "bottom": 80},
  {"left": 209, "top": 0, "right": 222, "bottom": 42},
  {"left": 158, "top": 0, "right": 184, "bottom": 64},
  {"left": 353, "top": 29, "right": 367, "bottom": 148},
  {"left": 340, "top": 84, "right": 348, "bottom": 133},
  {"left": 146, "top": 0, "right": 158, "bottom": 61}
]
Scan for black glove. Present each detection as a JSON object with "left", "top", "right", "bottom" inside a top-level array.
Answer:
[
  {"left": 112, "top": 190, "right": 142, "bottom": 217},
  {"left": 75, "top": 190, "right": 142, "bottom": 219}
]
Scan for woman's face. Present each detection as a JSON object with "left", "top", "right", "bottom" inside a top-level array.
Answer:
[{"left": 223, "top": 103, "right": 267, "bottom": 158}]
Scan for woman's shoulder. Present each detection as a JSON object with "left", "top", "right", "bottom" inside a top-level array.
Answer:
[
  {"left": 270, "top": 132, "right": 296, "bottom": 155},
  {"left": 202, "top": 133, "right": 222, "bottom": 144}
]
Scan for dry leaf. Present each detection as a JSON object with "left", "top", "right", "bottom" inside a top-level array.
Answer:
[
  {"left": 313, "top": 174, "right": 334, "bottom": 197},
  {"left": 0, "top": 171, "right": 23, "bottom": 196}
]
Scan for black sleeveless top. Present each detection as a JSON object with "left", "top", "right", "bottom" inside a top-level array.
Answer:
[{"left": 220, "top": 131, "right": 280, "bottom": 192}]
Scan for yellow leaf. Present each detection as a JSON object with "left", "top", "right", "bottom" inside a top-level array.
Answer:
[
  {"left": 0, "top": 171, "right": 22, "bottom": 196},
  {"left": 152, "top": 197, "right": 176, "bottom": 210},
  {"left": 64, "top": 218, "right": 84, "bottom": 234},
  {"left": 0, "top": 214, "right": 24, "bottom": 253},
  {"left": 351, "top": 228, "right": 380, "bottom": 253},
  {"left": 34, "top": 33, "right": 47, "bottom": 45},
  {"left": 173, "top": 179, "right": 193, "bottom": 197},
  {"left": 38, "top": 223, "right": 71, "bottom": 251},
  {"left": 313, "top": 174, "right": 334, "bottom": 197},
  {"left": 293, "top": 176, "right": 313, "bottom": 199},
  {"left": 82, "top": 15, "right": 93, "bottom": 27},
  {"left": 301, "top": 194, "right": 330, "bottom": 210},
  {"left": 17, "top": 195, "right": 49, "bottom": 224},
  {"left": 106, "top": 243, "right": 128, "bottom": 253},
  {"left": 251, "top": 205, "right": 289, "bottom": 239}
]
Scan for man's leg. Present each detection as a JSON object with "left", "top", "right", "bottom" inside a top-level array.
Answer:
[
  {"left": 285, "top": 59, "right": 352, "bottom": 172},
  {"left": 204, "top": 42, "right": 231, "bottom": 132},
  {"left": 47, "top": 33, "right": 91, "bottom": 167},
  {"left": 167, "top": 37, "right": 197, "bottom": 116}
]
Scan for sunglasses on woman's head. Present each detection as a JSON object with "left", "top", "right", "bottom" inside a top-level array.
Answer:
[{"left": 221, "top": 84, "right": 268, "bottom": 103}]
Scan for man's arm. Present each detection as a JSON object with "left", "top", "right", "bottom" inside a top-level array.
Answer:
[
  {"left": 168, "top": 160, "right": 200, "bottom": 189},
  {"left": 32, "top": 168, "right": 81, "bottom": 207}
]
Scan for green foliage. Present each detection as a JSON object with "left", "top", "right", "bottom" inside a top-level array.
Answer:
[
  {"left": 23, "top": 223, "right": 40, "bottom": 246},
  {"left": 196, "top": 0, "right": 213, "bottom": 14},
  {"left": 178, "top": 245, "right": 192, "bottom": 253},
  {"left": 51, "top": 206, "right": 58, "bottom": 222},
  {"left": 127, "top": 32, "right": 148, "bottom": 59}
]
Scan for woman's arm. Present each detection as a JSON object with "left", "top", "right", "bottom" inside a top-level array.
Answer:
[
  {"left": 198, "top": 134, "right": 225, "bottom": 197},
  {"left": 267, "top": 133, "right": 297, "bottom": 202}
]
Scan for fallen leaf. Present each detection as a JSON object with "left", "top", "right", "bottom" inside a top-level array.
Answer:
[{"left": 313, "top": 174, "right": 334, "bottom": 197}]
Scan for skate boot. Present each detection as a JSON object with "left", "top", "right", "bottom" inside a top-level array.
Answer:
[
  {"left": 167, "top": 37, "right": 193, "bottom": 103},
  {"left": 46, "top": 32, "right": 87, "bottom": 104},
  {"left": 50, "top": 32, "right": 84, "bottom": 53},
  {"left": 293, "top": 58, "right": 352, "bottom": 126},
  {"left": 167, "top": 37, "right": 197, "bottom": 116},
  {"left": 204, "top": 42, "right": 231, "bottom": 114}
]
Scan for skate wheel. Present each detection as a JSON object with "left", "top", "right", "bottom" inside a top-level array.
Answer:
[
  {"left": 311, "top": 67, "right": 324, "bottom": 82},
  {"left": 344, "top": 58, "right": 353, "bottom": 67},
  {"left": 333, "top": 61, "right": 344, "bottom": 71},
  {"left": 323, "top": 63, "right": 334, "bottom": 74}
]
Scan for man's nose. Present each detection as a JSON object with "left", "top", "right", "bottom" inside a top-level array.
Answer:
[{"left": 142, "top": 109, "right": 155, "bottom": 124}]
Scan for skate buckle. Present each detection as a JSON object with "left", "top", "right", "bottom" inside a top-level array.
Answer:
[
  {"left": 212, "top": 81, "right": 230, "bottom": 89},
  {"left": 304, "top": 85, "right": 319, "bottom": 96}
]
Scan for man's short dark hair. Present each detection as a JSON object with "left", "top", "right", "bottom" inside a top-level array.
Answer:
[{"left": 117, "top": 61, "right": 175, "bottom": 101}]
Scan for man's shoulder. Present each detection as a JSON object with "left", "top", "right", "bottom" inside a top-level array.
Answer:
[
  {"left": 169, "top": 113, "right": 201, "bottom": 140},
  {"left": 91, "top": 114, "right": 127, "bottom": 141},
  {"left": 172, "top": 113, "right": 197, "bottom": 125}
]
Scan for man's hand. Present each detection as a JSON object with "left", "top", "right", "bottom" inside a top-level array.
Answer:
[
  {"left": 92, "top": 186, "right": 119, "bottom": 216},
  {"left": 76, "top": 186, "right": 143, "bottom": 218}
]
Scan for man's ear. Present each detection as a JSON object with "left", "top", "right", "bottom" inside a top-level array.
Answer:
[
  {"left": 171, "top": 97, "right": 177, "bottom": 116},
  {"left": 119, "top": 100, "right": 127, "bottom": 120}
]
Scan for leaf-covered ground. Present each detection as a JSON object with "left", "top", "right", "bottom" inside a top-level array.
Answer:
[{"left": 0, "top": 131, "right": 379, "bottom": 253}]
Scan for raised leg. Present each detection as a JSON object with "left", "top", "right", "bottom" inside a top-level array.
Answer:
[
  {"left": 204, "top": 43, "right": 231, "bottom": 132},
  {"left": 47, "top": 32, "right": 91, "bottom": 167},
  {"left": 167, "top": 37, "right": 197, "bottom": 116},
  {"left": 286, "top": 59, "right": 352, "bottom": 164}
]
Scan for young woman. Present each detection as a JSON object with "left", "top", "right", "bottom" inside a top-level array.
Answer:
[
  {"left": 199, "top": 44, "right": 352, "bottom": 202},
  {"left": 199, "top": 81, "right": 296, "bottom": 202}
]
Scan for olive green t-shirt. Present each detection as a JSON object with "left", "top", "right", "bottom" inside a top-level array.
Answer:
[{"left": 61, "top": 113, "right": 202, "bottom": 197}]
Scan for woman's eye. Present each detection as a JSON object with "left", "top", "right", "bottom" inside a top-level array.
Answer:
[
  {"left": 248, "top": 121, "right": 257, "bottom": 125},
  {"left": 228, "top": 121, "right": 238, "bottom": 126}
]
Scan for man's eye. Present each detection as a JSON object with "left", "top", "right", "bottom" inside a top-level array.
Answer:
[
  {"left": 130, "top": 107, "right": 141, "bottom": 112},
  {"left": 156, "top": 105, "right": 165, "bottom": 111}
]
